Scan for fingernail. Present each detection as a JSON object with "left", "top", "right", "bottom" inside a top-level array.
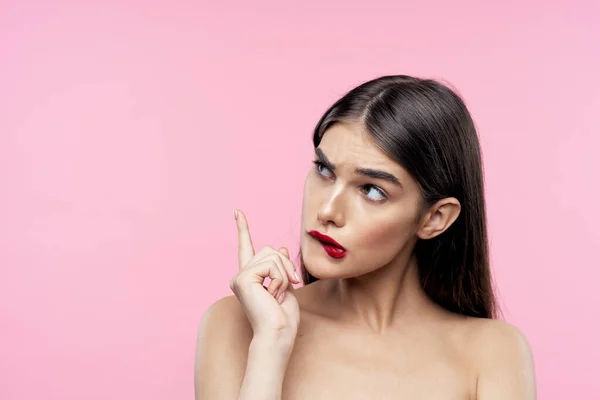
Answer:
[
  {"left": 278, "top": 292, "right": 285, "bottom": 303},
  {"left": 233, "top": 209, "right": 238, "bottom": 220},
  {"left": 294, "top": 271, "right": 300, "bottom": 282}
]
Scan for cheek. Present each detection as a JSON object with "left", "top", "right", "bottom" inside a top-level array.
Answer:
[
  {"left": 353, "top": 208, "right": 419, "bottom": 267},
  {"left": 360, "top": 219, "right": 411, "bottom": 252}
]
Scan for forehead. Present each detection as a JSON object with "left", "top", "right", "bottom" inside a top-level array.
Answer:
[{"left": 318, "top": 122, "right": 402, "bottom": 174}]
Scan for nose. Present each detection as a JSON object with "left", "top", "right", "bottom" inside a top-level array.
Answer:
[{"left": 317, "top": 185, "right": 346, "bottom": 228}]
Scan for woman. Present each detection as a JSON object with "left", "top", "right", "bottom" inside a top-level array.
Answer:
[{"left": 195, "top": 75, "right": 536, "bottom": 399}]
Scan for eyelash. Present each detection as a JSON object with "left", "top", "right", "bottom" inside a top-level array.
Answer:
[{"left": 312, "top": 160, "right": 388, "bottom": 203}]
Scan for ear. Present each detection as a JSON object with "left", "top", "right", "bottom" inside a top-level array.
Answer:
[{"left": 416, "top": 197, "right": 461, "bottom": 240}]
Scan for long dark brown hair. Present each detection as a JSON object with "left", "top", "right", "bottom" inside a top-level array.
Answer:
[{"left": 298, "top": 75, "right": 498, "bottom": 319}]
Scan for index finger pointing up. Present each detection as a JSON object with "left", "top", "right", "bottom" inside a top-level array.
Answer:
[{"left": 235, "top": 209, "right": 255, "bottom": 270}]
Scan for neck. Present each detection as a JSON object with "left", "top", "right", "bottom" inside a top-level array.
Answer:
[{"left": 318, "top": 251, "right": 443, "bottom": 335}]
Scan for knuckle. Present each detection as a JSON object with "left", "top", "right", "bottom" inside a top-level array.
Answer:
[
  {"left": 233, "top": 272, "right": 249, "bottom": 286},
  {"left": 264, "top": 246, "right": 277, "bottom": 254},
  {"left": 268, "top": 254, "right": 282, "bottom": 263}
]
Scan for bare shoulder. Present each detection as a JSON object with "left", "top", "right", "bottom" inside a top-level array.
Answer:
[
  {"left": 198, "top": 294, "right": 252, "bottom": 338},
  {"left": 466, "top": 318, "right": 532, "bottom": 356},
  {"left": 464, "top": 318, "right": 536, "bottom": 399},
  {"left": 194, "top": 295, "right": 252, "bottom": 400}
]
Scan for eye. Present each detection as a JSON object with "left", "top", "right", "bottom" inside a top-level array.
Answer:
[
  {"left": 312, "top": 160, "right": 333, "bottom": 178},
  {"left": 362, "top": 184, "right": 387, "bottom": 203}
]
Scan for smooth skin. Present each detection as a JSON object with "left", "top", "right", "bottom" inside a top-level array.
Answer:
[{"left": 195, "top": 122, "right": 536, "bottom": 399}]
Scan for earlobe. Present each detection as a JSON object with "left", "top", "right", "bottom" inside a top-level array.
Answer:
[{"left": 416, "top": 198, "right": 461, "bottom": 240}]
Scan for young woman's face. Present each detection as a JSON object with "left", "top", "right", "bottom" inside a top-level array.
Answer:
[{"left": 300, "top": 122, "right": 425, "bottom": 279}]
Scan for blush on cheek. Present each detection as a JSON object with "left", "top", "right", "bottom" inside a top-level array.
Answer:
[{"left": 361, "top": 221, "right": 414, "bottom": 257}]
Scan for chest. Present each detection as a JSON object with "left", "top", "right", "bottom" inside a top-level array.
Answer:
[{"left": 281, "top": 323, "right": 474, "bottom": 400}]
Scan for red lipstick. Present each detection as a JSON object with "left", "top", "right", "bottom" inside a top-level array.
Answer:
[{"left": 308, "top": 230, "right": 347, "bottom": 259}]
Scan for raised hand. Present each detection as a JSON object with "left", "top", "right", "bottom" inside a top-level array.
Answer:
[{"left": 229, "top": 209, "right": 301, "bottom": 341}]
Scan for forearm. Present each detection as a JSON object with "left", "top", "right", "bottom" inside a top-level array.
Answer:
[{"left": 238, "top": 335, "right": 294, "bottom": 400}]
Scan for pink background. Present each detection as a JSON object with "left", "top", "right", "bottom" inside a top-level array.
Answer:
[{"left": 1, "top": 1, "right": 599, "bottom": 398}]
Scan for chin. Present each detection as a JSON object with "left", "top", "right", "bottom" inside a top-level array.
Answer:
[{"left": 300, "top": 245, "right": 355, "bottom": 280}]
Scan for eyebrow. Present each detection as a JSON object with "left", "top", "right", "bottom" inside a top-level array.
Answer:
[{"left": 315, "top": 148, "right": 403, "bottom": 187}]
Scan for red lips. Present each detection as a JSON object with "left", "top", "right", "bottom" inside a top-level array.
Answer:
[
  {"left": 308, "top": 231, "right": 347, "bottom": 258},
  {"left": 308, "top": 230, "right": 346, "bottom": 250}
]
